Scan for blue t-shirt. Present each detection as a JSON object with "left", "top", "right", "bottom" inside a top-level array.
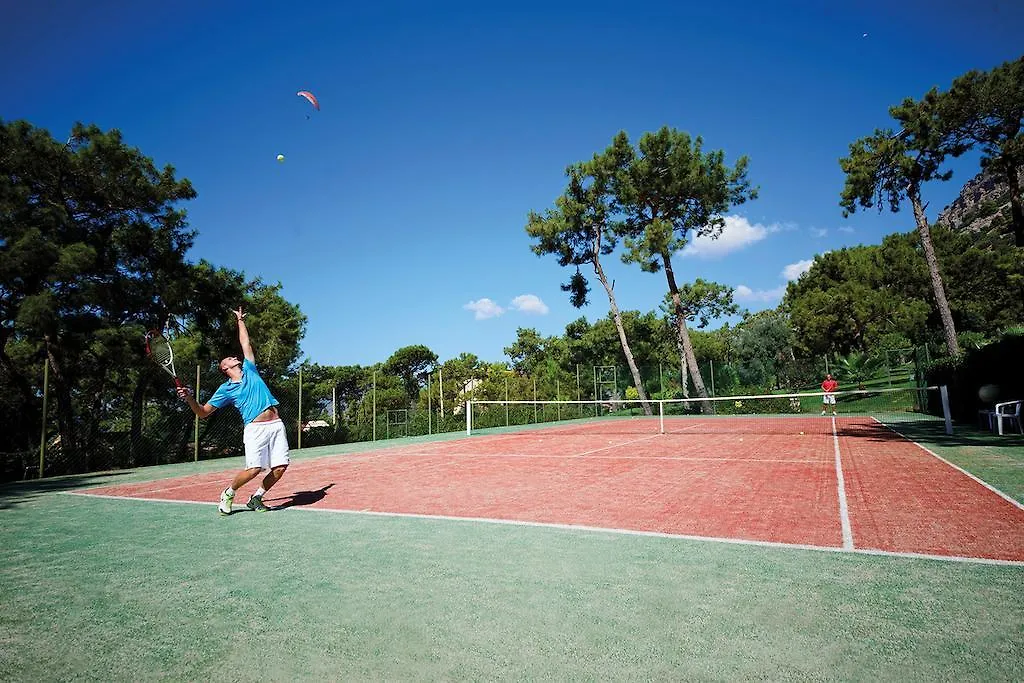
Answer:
[{"left": 208, "top": 358, "right": 279, "bottom": 424}]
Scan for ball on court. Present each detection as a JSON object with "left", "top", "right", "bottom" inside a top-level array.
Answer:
[
  {"left": 978, "top": 384, "right": 999, "bottom": 402},
  {"left": 799, "top": 431, "right": 804, "bottom": 435},
  {"left": 276, "top": 154, "right": 285, "bottom": 162}
]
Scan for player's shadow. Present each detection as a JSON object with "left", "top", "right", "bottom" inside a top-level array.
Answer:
[{"left": 270, "top": 483, "right": 335, "bottom": 510}]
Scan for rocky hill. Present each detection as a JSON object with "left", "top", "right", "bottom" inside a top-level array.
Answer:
[{"left": 936, "top": 166, "right": 1022, "bottom": 234}]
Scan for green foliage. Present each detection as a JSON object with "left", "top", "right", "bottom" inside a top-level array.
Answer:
[
  {"left": 783, "top": 226, "right": 1024, "bottom": 357},
  {"left": 945, "top": 56, "right": 1024, "bottom": 246},
  {"left": 0, "top": 119, "right": 306, "bottom": 470},
  {"left": 660, "top": 280, "right": 739, "bottom": 330},
  {"left": 384, "top": 344, "right": 438, "bottom": 399},
  {"left": 956, "top": 331, "right": 990, "bottom": 352},
  {"left": 833, "top": 351, "right": 886, "bottom": 387}
]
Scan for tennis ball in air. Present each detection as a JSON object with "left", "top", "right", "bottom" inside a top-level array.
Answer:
[
  {"left": 978, "top": 384, "right": 999, "bottom": 403},
  {"left": 276, "top": 154, "right": 285, "bottom": 163}
]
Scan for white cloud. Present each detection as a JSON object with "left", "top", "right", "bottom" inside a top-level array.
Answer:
[
  {"left": 681, "top": 214, "right": 782, "bottom": 259},
  {"left": 734, "top": 257, "right": 817, "bottom": 304},
  {"left": 734, "top": 284, "right": 787, "bottom": 303},
  {"left": 509, "top": 294, "right": 549, "bottom": 315},
  {"left": 781, "top": 259, "right": 814, "bottom": 281},
  {"left": 812, "top": 227, "right": 828, "bottom": 238},
  {"left": 463, "top": 298, "right": 505, "bottom": 320},
  {"left": 838, "top": 226, "right": 855, "bottom": 234}
]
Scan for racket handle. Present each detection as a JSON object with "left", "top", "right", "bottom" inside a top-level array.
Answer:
[{"left": 174, "top": 377, "right": 183, "bottom": 388}]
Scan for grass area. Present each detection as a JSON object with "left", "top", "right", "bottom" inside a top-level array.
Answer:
[{"left": 0, "top": 424, "right": 1021, "bottom": 680}]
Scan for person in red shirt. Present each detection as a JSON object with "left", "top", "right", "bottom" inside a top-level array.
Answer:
[{"left": 821, "top": 374, "right": 839, "bottom": 416}]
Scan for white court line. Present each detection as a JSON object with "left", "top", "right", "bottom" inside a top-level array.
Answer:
[
  {"left": 832, "top": 416, "right": 855, "bottom": 550},
  {"left": 572, "top": 433, "right": 663, "bottom": 457},
  {"left": 58, "top": 491, "right": 1024, "bottom": 567},
  {"left": 872, "top": 418, "right": 1024, "bottom": 511},
  {"left": 346, "top": 450, "right": 827, "bottom": 464}
]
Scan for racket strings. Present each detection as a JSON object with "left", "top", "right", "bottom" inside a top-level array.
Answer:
[{"left": 147, "top": 334, "right": 175, "bottom": 370}]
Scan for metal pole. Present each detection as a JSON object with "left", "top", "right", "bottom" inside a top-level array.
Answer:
[
  {"left": 505, "top": 375, "right": 509, "bottom": 427},
  {"left": 940, "top": 385, "right": 953, "bottom": 436},
  {"left": 439, "top": 369, "right": 444, "bottom": 422},
  {"left": 372, "top": 370, "right": 376, "bottom": 442},
  {"left": 709, "top": 359, "right": 715, "bottom": 397},
  {"left": 533, "top": 378, "right": 538, "bottom": 423},
  {"left": 427, "top": 373, "right": 432, "bottom": 435},
  {"left": 556, "top": 379, "right": 561, "bottom": 421},
  {"left": 659, "top": 362, "right": 663, "bottom": 397},
  {"left": 576, "top": 364, "right": 581, "bottom": 417},
  {"left": 298, "top": 366, "right": 303, "bottom": 450},
  {"left": 38, "top": 357, "right": 49, "bottom": 478},
  {"left": 194, "top": 364, "right": 200, "bottom": 461}
]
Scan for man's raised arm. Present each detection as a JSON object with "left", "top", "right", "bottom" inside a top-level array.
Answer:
[{"left": 235, "top": 306, "right": 255, "bottom": 362}]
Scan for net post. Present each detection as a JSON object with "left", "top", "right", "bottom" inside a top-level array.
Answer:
[
  {"left": 940, "top": 385, "right": 953, "bottom": 435},
  {"left": 658, "top": 400, "right": 664, "bottom": 434},
  {"left": 465, "top": 400, "right": 472, "bottom": 436}
]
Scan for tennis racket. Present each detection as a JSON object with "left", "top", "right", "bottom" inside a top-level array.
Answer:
[{"left": 144, "top": 330, "right": 183, "bottom": 388}]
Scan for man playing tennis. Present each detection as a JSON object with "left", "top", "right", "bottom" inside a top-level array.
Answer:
[
  {"left": 177, "top": 306, "right": 289, "bottom": 515},
  {"left": 820, "top": 373, "right": 839, "bottom": 416}
]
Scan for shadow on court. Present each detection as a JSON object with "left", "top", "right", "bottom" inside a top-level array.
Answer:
[
  {"left": 0, "top": 471, "right": 134, "bottom": 511},
  {"left": 269, "top": 483, "right": 335, "bottom": 510}
]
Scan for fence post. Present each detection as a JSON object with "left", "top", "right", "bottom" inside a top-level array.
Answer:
[
  {"left": 298, "top": 366, "right": 303, "bottom": 450},
  {"left": 533, "top": 378, "right": 538, "bottom": 423},
  {"left": 556, "top": 379, "right": 561, "bottom": 421},
  {"left": 372, "top": 370, "right": 376, "bottom": 442},
  {"left": 194, "top": 364, "right": 200, "bottom": 462},
  {"left": 427, "top": 372, "right": 432, "bottom": 435},
  {"left": 38, "top": 357, "right": 49, "bottom": 478},
  {"left": 576, "top": 364, "right": 581, "bottom": 417}
]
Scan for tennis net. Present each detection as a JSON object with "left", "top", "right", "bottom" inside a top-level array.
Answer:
[{"left": 466, "top": 386, "right": 952, "bottom": 437}]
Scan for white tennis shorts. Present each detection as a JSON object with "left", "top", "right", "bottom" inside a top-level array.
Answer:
[
  {"left": 243, "top": 419, "right": 290, "bottom": 471},
  {"left": 823, "top": 394, "right": 836, "bottom": 405}
]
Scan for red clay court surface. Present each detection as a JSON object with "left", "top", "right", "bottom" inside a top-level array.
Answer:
[{"left": 77, "top": 417, "right": 1024, "bottom": 564}]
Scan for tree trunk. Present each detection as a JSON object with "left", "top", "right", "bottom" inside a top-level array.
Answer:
[
  {"left": 593, "top": 240, "right": 652, "bottom": 415},
  {"left": 661, "top": 252, "right": 712, "bottom": 411},
  {"left": 1001, "top": 162, "right": 1024, "bottom": 248},
  {"left": 678, "top": 340, "right": 689, "bottom": 400},
  {"left": 908, "top": 182, "right": 961, "bottom": 356},
  {"left": 44, "top": 336, "right": 81, "bottom": 473}
]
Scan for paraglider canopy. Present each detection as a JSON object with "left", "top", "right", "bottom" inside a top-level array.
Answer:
[{"left": 297, "top": 90, "right": 320, "bottom": 111}]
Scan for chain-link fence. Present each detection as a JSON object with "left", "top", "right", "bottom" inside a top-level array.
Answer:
[{"left": 5, "top": 347, "right": 929, "bottom": 483}]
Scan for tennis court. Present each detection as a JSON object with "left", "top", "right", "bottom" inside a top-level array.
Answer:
[
  {"left": 75, "top": 408, "right": 1024, "bottom": 563},
  {"left": 3, "top": 389, "right": 1023, "bottom": 680}
]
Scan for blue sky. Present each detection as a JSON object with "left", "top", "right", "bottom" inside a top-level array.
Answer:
[{"left": 3, "top": 0, "right": 1021, "bottom": 367}]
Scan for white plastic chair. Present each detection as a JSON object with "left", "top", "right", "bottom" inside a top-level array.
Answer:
[{"left": 991, "top": 400, "right": 1022, "bottom": 435}]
